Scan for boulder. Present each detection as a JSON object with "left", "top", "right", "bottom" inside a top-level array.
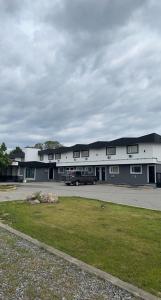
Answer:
[{"left": 26, "top": 192, "right": 58, "bottom": 204}]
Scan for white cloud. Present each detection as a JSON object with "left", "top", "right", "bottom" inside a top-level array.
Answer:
[{"left": 0, "top": 0, "right": 161, "bottom": 148}]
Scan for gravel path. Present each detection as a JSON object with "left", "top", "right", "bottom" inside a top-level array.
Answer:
[{"left": 0, "top": 228, "right": 138, "bottom": 300}]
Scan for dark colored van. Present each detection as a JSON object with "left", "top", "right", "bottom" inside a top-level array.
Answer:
[{"left": 65, "top": 171, "right": 97, "bottom": 186}]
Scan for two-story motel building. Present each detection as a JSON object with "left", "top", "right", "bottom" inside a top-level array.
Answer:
[{"left": 5, "top": 133, "right": 161, "bottom": 186}]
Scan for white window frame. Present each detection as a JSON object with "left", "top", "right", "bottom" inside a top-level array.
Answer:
[
  {"left": 73, "top": 151, "right": 80, "bottom": 158},
  {"left": 109, "top": 166, "right": 119, "bottom": 174},
  {"left": 130, "top": 165, "right": 142, "bottom": 174},
  {"left": 58, "top": 167, "right": 64, "bottom": 173},
  {"left": 127, "top": 144, "right": 138, "bottom": 154},
  {"left": 106, "top": 147, "right": 116, "bottom": 155}
]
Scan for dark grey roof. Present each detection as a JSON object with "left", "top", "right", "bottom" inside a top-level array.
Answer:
[
  {"left": 19, "top": 161, "right": 56, "bottom": 168},
  {"left": 38, "top": 133, "right": 161, "bottom": 155}
]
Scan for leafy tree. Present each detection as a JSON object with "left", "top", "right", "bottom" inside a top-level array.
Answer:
[
  {"left": 44, "top": 141, "right": 63, "bottom": 149},
  {"left": 0, "top": 143, "right": 10, "bottom": 169},
  {"left": 34, "top": 143, "right": 43, "bottom": 150},
  {"left": 9, "top": 146, "right": 24, "bottom": 156},
  {"left": 34, "top": 141, "right": 63, "bottom": 150}
]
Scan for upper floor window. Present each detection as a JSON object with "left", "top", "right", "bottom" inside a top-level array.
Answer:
[
  {"left": 73, "top": 151, "right": 80, "bottom": 158},
  {"left": 109, "top": 165, "right": 119, "bottom": 174},
  {"left": 81, "top": 150, "right": 89, "bottom": 157},
  {"left": 55, "top": 153, "right": 61, "bottom": 160},
  {"left": 127, "top": 144, "right": 138, "bottom": 154},
  {"left": 48, "top": 154, "right": 54, "bottom": 160},
  {"left": 106, "top": 147, "right": 116, "bottom": 155},
  {"left": 130, "top": 165, "right": 142, "bottom": 174},
  {"left": 40, "top": 155, "right": 44, "bottom": 161}
]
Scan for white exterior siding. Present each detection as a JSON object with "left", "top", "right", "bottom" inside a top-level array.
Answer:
[
  {"left": 152, "top": 144, "right": 161, "bottom": 162},
  {"left": 37, "top": 143, "right": 161, "bottom": 167},
  {"left": 56, "top": 144, "right": 158, "bottom": 167},
  {"left": 23, "top": 148, "right": 40, "bottom": 161}
]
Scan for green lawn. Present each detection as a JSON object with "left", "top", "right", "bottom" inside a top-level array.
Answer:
[{"left": 0, "top": 197, "right": 161, "bottom": 297}]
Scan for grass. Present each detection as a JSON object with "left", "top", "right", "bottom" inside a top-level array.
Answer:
[
  {"left": 0, "top": 185, "right": 16, "bottom": 191},
  {"left": 0, "top": 197, "right": 161, "bottom": 297}
]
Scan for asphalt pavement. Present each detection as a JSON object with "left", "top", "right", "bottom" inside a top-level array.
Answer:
[{"left": 0, "top": 182, "right": 161, "bottom": 211}]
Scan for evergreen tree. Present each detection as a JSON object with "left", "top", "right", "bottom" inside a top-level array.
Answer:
[{"left": 0, "top": 143, "right": 10, "bottom": 169}]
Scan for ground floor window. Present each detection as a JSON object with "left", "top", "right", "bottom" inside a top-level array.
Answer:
[
  {"left": 58, "top": 167, "right": 65, "bottom": 173},
  {"left": 76, "top": 167, "right": 83, "bottom": 171},
  {"left": 130, "top": 165, "right": 142, "bottom": 174},
  {"left": 64, "top": 166, "right": 94, "bottom": 175},
  {"left": 109, "top": 166, "right": 119, "bottom": 174},
  {"left": 84, "top": 167, "right": 93, "bottom": 173},
  {"left": 25, "top": 168, "right": 35, "bottom": 179}
]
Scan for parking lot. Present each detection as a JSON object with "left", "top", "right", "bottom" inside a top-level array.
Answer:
[{"left": 0, "top": 182, "right": 161, "bottom": 211}]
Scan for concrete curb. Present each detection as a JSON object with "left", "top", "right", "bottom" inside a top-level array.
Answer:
[{"left": 0, "top": 222, "right": 160, "bottom": 300}]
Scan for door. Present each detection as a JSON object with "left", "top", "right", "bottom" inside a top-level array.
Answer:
[
  {"left": 156, "top": 173, "right": 161, "bottom": 187},
  {"left": 49, "top": 168, "right": 54, "bottom": 180},
  {"left": 96, "top": 167, "right": 100, "bottom": 181},
  {"left": 148, "top": 166, "right": 155, "bottom": 183},
  {"left": 101, "top": 167, "right": 106, "bottom": 181},
  {"left": 95, "top": 167, "right": 106, "bottom": 181}
]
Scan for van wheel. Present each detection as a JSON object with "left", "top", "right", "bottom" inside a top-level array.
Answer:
[
  {"left": 93, "top": 180, "right": 96, "bottom": 185},
  {"left": 75, "top": 181, "right": 79, "bottom": 186}
]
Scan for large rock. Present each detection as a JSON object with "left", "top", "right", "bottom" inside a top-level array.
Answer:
[{"left": 26, "top": 192, "right": 58, "bottom": 204}]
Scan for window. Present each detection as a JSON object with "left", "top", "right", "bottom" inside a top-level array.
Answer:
[
  {"left": 55, "top": 153, "right": 61, "bottom": 159},
  {"left": 88, "top": 167, "right": 92, "bottom": 173},
  {"left": 58, "top": 167, "right": 64, "bottom": 173},
  {"left": 127, "top": 145, "right": 138, "bottom": 154},
  {"left": 40, "top": 155, "right": 44, "bottom": 161},
  {"left": 25, "top": 168, "right": 35, "bottom": 179},
  {"left": 106, "top": 147, "right": 116, "bottom": 155},
  {"left": 48, "top": 154, "right": 54, "bottom": 160},
  {"left": 81, "top": 150, "right": 89, "bottom": 157},
  {"left": 73, "top": 151, "right": 80, "bottom": 158},
  {"left": 109, "top": 166, "right": 119, "bottom": 174},
  {"left": 130, "top": 165, "right": 142, "bottom": 174},
  {"left": 76, "top": 167, "right": 83, "bottom": 171}
]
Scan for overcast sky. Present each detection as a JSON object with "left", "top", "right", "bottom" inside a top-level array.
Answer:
[{"left": 0, "top": 0, "right": 161, "bottom": 148}]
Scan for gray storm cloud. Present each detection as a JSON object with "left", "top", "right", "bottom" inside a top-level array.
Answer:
[{"left": 0, "top": 0, "right": 161, "bottom": 148}]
